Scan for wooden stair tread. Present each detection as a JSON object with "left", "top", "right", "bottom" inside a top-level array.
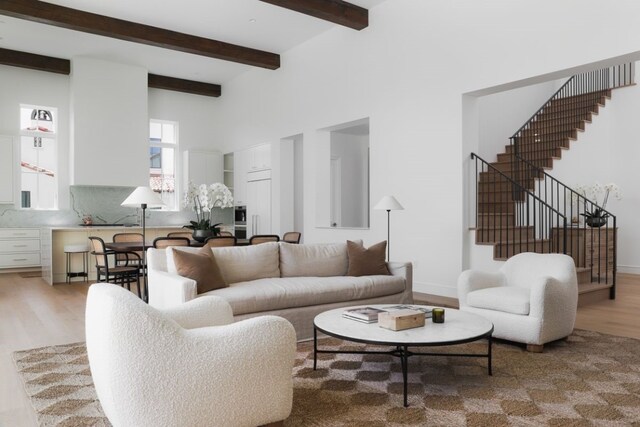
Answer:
[{"left": 578, "top": 281, "right": 613, "bottom": 294}]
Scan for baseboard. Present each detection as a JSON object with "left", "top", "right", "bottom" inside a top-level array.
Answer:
[
  {"left": 413, "top": 281, "right": 458, "bottom": 298},
  {"left": 617, "top": 265, "right": 640, "bottom": 275}
]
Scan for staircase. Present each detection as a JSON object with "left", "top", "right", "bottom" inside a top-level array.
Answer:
[{"left": 471, "top": 63, "right": 634, "bottom": 306}]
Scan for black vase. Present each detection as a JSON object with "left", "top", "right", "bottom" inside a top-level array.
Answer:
[
  {"left": 192, "top": 229, "right": 214, "bottom": 242},
  {"left": 586, "top": 217, "right": 607, "bottom": 228}
]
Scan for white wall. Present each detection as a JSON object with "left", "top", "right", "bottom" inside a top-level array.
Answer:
[
  {"left": 330, "top": 132, "right": 369, "bottom": 228},
  {"left": 70, "top": 57, "right": 148, "bottom": 187},
  {"left": 211, "top": 0, "right": 640, "bottom": 297},
  {"left": 148, "top": 88, "right": 223, "bottom": 153},
  {"left": 293, "top": 135, "right": 304, "bottom": 238},
  {"left": 476, "top": 80, "right": 562, "bottom": 161},
  {"left": 0, "top": 66, "right": 71, "bottom": 209},
  {"left": 550, "top": 65, "right": 640, "bottom": 273}
]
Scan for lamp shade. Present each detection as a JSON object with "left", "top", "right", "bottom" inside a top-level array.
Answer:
[
  {"left": 121, "top": 186, "right": 165, "bottom": 208},
  {"left": 374, "top": 195, "right": 404, "bottom": 211}
]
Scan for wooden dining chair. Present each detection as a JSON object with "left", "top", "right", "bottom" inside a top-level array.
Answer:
[
  {"left": 218, "top": 231, "right": 234, "bottom": 237},
  {"left": 282, "top": 232, "right": 301, "bottom": 244},
  {"left": 153, "top": 237, "right": 191, "bottom": 249},
  {"left": 204, "top": 236, "right": 237, "bottom": 248},
  {"left": 112, "top": 232, "right": 144, "bottom": 267},
  {"left": 167, "top": 231, "right": 193, "bottom": 239},
  {"left": 88, "top": 236, "right": 141, "bottom": 298},
  {"left": 249, "top": 235, "right": 280, "bottom": 245}
]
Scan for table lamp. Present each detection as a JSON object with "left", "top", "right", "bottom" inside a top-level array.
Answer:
[
  {"left": 121, "top": 186, "right": 164, "bottom": 301},
  {"left": 374, "top": 195, "right": 404, "bottom": 261}
]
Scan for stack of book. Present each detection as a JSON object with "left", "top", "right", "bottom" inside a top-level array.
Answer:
[
  {"left": 342, "top": 305, "right": 433, "bottom": 323},
  {"left": 385, "top": 305, "right": 433, "bottom": 318},
  {"left": 342, "top": 307, "right": 386, "bottom": 323}
]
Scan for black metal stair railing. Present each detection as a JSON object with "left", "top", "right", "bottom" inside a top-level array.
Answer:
[
  {"left": 471, "top": 153, "right": 567, "bottom": 260},
  {"left": 510, "top": 63, "right": 634, "bottom": 169},
  {"left": 506, "top": 64, "right": 630, "bottom": 298}
]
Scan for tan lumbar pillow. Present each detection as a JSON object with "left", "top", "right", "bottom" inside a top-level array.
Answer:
[
  {"left": 346, "top": 240, "right": 391, "bottom": 276},
  {"left": 171, "top": 246, "right": 227, "bottom": 294}
]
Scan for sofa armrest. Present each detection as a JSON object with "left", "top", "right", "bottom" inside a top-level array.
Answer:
[
  {"left": 159, "top": 295, "right": 234, "bottom": 329},
  {"left": 457, "top": 270, "right": 504, "bottom": 307},
  {"left": 388, "top": 261, "right": 413, "bottom": 295},
  {"left": 148, "top": 270, "right": 197, "bottom": 309}
]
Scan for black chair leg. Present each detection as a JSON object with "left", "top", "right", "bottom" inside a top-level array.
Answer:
[{"left": 136, "top": 272, "right": 141, "bottom": 299}]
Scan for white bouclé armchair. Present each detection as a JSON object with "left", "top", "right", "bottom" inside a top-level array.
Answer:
[
  {"left": 457, "top": 252, "right": 578, "bottom": 352},
  {"left": 86, "top": 283, "right": 296, "bottom": 427}
]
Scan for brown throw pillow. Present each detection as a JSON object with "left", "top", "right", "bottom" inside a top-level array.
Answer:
[
  {"left": 172, "top": 247, "right": 227, "bottom": 294},
  {"left": 346, "top": 240, "right": 391, "bottom": 276}
]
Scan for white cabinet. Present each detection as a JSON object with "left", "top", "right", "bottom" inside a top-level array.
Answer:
[
  {"left": 0, "top": 136, "right": 15, "bottom": 204},
  {"left": 183, "top": 150, "right": 223, "bottom": 189},
  {"left": 233, "top": 144, "right": 271, "bottom": 206},
  {"left": 0, "top": 228, "right": 41, "bottom": 269},
  {"left": 233, "top": 149, "right": 249, "bottom": 206},
  {"left": 247, "top": 172, "right": 272, "bottom": 236},
  {"left": 249, "top": 144, "right": 271, "bottom": 171}
]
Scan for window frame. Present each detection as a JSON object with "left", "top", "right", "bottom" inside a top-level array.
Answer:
[
  {"left": 149, "top": 119, "right": 179, "bottom": 212},
  {"left": 18, "top": 104, "right": 59, "bottom": 210}
]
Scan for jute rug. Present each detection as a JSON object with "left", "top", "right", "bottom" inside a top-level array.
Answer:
[{"left": 13, "top": 329, "right": 640, "bottom": 426}]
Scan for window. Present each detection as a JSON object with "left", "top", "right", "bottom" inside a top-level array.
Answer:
[
  {"left": 19, "top": 105, "right": 58, "bottom": 209},
  {"left": 149, "top": 120, "right": 178, "bottom": 210}
]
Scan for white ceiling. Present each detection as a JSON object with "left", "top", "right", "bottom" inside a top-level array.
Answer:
[{"left": 0, "top": 0, "right": 386, "bottom": 84}]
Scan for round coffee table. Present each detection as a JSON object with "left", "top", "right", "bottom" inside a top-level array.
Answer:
[{"left": 313, "top": 305, "right": 494, "bottom": 407}]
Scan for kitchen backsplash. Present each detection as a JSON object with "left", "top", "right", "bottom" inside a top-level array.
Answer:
[{"left": 0, "top": 185, "right": 233, "bottom": 228}]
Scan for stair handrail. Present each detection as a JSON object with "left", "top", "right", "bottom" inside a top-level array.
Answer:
[
  {"left": 511, "top": 76, "right": 575, "bottom": 139},
  {"left": 471, "top": 152, "right": 568, "bottom": 257},
  {"left": 471, "top": 153, "right": 568, "bottom": 221},
  {"left": 511, "top": 62, "right": 634, "bottom": 141},
  {"left": 508, "top": 155, "right": 616, "bottom": 221}
]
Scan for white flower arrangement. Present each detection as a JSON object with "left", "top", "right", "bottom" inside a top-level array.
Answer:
[
  {"left": 183, "top": 182, "right": 234, "bottom": 231},
  {"left": 574, "top": 182, "right": 622, "bottom": 209},
  {"left": 574, "top": 182, "right": 621, "bottom": 225}
]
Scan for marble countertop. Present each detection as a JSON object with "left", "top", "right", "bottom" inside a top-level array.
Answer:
[{"left": 45, "top": 224, "right": 235, "bottom": 231}]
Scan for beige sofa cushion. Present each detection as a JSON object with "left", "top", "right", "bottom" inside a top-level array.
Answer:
[
  {"left": 279, "top": 240, "right": 362, "bottom": 278},
  {"left": 202, "top": 274, "right": 406, "bottom": 316},
  {"left": 166, "top": 243, "right": 280, "bottom": 284},
  {"left": 211, "top": 242, "right": 281, "bottom": 284}
]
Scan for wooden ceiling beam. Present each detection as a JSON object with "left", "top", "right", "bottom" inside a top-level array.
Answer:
[
  {"left": 148, "top": 74, "right": 221, "bottom": 98},
  {"left": 0, "top": 48, "right": 222, "bottom": 97},
  {"left": 260, "top": 0, "right": 368, "bottom": 30},
  {"left": 0, "top": 0, "right": 280, "bottom": 69},
  {"left": 0, "top": 47, "right": 70, "bottom": 74}
]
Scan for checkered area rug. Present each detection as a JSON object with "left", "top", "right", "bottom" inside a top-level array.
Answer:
[{"left": 13, "top": 329, "right": 640, "bottom": 426}]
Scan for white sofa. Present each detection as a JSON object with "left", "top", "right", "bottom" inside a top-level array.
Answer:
[
  {"left": 148, "top": 241, "right": 413, "bottom": 340},
  {"left": 457, "top": 252, "right": 578, "bottom": 352},
  {"left": 86, "top": 283, "right": 296, "bottom": 427}
]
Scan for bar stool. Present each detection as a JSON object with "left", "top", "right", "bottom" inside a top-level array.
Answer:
[{"left": 64, "top": 244, "right": 89, "bottom": 283}]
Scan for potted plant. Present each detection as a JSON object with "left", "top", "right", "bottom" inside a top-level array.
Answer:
[
  {"left": 183, "top": 182, "right": 234, "bottom": 242},
  {"left": 577, "top": 183, "right": 621, "bottom": 228}
]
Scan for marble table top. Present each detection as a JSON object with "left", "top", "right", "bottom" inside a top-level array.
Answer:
[{"left": 314, "top": 304, "right": 493, "bottom": 346}]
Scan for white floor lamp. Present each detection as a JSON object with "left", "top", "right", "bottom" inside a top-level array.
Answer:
[
  {"left": 121, "top": 186, "right": 164, "bottom": 302},
  {"left": 374, "top": 196, "right": 404, "bottom": 262}
]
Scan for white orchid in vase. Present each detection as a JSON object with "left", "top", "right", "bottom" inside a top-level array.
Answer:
[
  {"left": 183, "top": 182, "right": 234, "bottom": 236},
  {"left": 574, "top": 182, "right": 622, "bottom": 227}
]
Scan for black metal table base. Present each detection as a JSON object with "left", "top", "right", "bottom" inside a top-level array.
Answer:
[{"left": 313, "top": 327, "right": 493, "bottom": 407}]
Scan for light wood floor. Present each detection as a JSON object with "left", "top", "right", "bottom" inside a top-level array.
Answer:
[{"left": 1, "top": 273, "right": 638, "bottom": 426}]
